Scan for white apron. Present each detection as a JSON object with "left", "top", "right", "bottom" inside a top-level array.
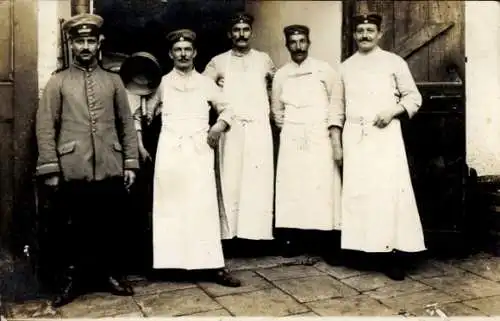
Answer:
[
  {"left": 152, "top": 78, "right": 225, "bottom": 270},
  {"left": 218, "top": 53, "right": 274, "bottom": 240},
  {"left": 340, "top": 60, "right": 426, "bottom": 253},
  {"left": 275, "top": 71, "right": 342, "bottom": 230}
]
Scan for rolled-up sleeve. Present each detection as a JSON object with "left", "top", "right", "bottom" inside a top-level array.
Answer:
[
  {"left": 36, "top": 75, "right": 63, "bottom": 177},
  {"left": 271, "top": 70, "right": 285, "bottom": 128},
  {"left": 112, "top": 75, "right": 139, "bottom": 170},
  {"left": 395, "top": 57, "right": 422, "bottom": 119},
  {"left": 207, "top": 80, "right": 233, "bottom": 127}
]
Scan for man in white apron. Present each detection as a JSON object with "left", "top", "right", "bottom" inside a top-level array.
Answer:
[
  {"left": 271, "top": 25, "right": 344, "bottom": 263},
  {"left": 203, "top": 12, "right": 276, "bottom": 257},
  {"left": 340, "top": 13, "right": 426, "bottom": 280},
  {"left": 152, "top": 29, "right": 240, "bottom": 287}
]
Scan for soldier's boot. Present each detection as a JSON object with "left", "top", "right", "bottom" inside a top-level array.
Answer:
[
  {"left": 52, "top": 265, "right": 79, "bottom": 308},
  {"left": 383, "top": 251, "right": 405, "bottom": 281},
  {"left": 107, "top": 276, "right": 134, "bottom": 296}
]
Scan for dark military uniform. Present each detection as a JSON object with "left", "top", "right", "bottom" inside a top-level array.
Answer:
[{"left": 35, "top": 13, "right": 139, "bottom": 304}]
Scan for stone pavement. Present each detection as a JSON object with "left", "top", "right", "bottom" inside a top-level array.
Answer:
[{"left": 3, "top": 253, "right": 500, "bottom": 318}]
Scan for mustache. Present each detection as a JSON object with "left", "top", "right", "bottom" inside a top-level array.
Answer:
[
  {"left": 292, "top": 50, "right": 307, "bottom": 55},
  {"left": 80, "top": 50, "right": 92, "bottom": 55},
  {"left": 359, "top": 37, "right": 372, "bottom": 42},
  {"left": 235, "top": 37, "right": 249, "bottom": 42}
]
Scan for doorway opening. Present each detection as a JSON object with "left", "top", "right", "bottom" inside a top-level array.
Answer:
[{"left": 94, "top": 0, "right": 245, "bottom": 73}]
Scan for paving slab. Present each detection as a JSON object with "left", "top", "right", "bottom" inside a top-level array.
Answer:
[
  {"left": 455, "top": 257, "right": 500, "bottom": 282},
  {"left": 306, "top": 294, "right": 397, "bottom": 316},
  {"left": 58, "top": 293, "right": 141, "bottom": 318},
  {"left": 419, "top": 271, "right": 500, "bottom": 300},
  {"left": 365, "top": 279, "right": 432, "bottom": 300},
  {"left": 134, "top": 287, "right": 222, "bottom": 317},
  {"left": 377, "top": 289, "right": 460, "bottom": 315},
  {"left": 198, "top": 270, "right": 272, "bottom": 297},
  {"left": 463, "top": 295, "right": 500, "bottom": 316},
  {"left": 5, "top": 300, "right": 55, "bottom": 318},
  {"left": 408, "top": 302, "right": 488, "bottom": 317},
  {"left": 272, "top": 275, "right": 358, "bottom": 303},
  {"left": 226, "top": 255, "right": 319, "bottom": 271},
  {"left": 339, "top": 272, "right": 399, "bottom": 292},
  {"left": 314, "top": 261, "right": 366, "bottom": 279},
  {"left": 184, "top": 308, "right": 233, "bottom": 316},
  {"left": 215, "top": 288, "right": 309, "bottom": 316},
  {"left": 255, "top": 265, "right": 325, "bottom": 281},
  {"left": 290, "top": 311, "right": 319, "bottom": 316},
  {"left": 407, "top": 259, "right": 466, "bottom": 280},
  {"left": 132, "top": 280, "right": 197, "bottom": 296}
]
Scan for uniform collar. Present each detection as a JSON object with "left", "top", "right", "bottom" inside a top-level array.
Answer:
[
  {"left": 356, "top": 45, "right": 382, "bottom": 57},
  {"left": 230, "top": 48, "right": 253, "bottom": 58},
  {"left": 173, "top": 67, "right": 196, "bottom": 78},
  {"left": 168, "top": 67, "right": 200, "bottom": 91},
  {"left": 291, "top": 56, "right": 312, "bottom": 69},
  {"left": 72, "top": 59, "right": 99, "bottom": 72}
]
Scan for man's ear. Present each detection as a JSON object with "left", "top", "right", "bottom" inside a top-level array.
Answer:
[
  {"left": 193, "top": 49, "right": 197, "bottom": 59},
  {"left": 376, "top": 29, "right": 384, "bottom": 40},
  {"left": 168, "top": 50, "right": 173, "bottom": 60}
]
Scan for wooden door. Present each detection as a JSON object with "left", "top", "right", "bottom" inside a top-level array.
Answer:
[
  {"left": 343, "top": 0, "right": 464, "bottom": 82},
  {"left": 343, "top": 1, "right": 470, "bottom": 256},
  {"left": 0, "top": 0, "right": 38, "bottom": 256},
  {"left": 0, "top": 0, "right": 14, "bottom": 244}
]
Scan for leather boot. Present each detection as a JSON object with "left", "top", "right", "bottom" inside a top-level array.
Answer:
[
  {"left": 383, "top": 252, "right": 405, "bottom": 281},
  {"left": 211, "top": 269, "right": 241, "bottom": 287},
  {"left": 107, "top": 276, "right": 134, "bottom": 296},
  {"left": 51, "top": 266, "right": 78, "bottom": 308}
]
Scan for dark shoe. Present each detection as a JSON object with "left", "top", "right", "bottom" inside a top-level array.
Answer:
[
  {"left": 51, "top": 280, "right": 78, "bottom": 308},
  {"left": 384, "top": 266, "right": 405, "bottom": 281},
  {"left": 213, "top": 270, "right": 241, "bottom": 287},
  {"left": 107, "top": 276, "right": 134, "bottom": 296}
]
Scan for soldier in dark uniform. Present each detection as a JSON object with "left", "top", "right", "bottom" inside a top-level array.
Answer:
[{"left": 35, "top": 13, "right": 139, "bottom": 307}]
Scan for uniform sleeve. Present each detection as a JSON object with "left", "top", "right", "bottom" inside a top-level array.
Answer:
[
  {"left": 324, "top": 66, "right": 345, "bottom": 129},
  {"left": 202, "top": 57, "right": 220, "bottom": 81},
  {"left": 395, "top": 57, "right": 422, "bottom": 119},
  {"left": 207, "top": 80, "right": 233, "bottom": 126},
  {"left": 271, "top": 70, "right": 285, "bottom": 128},
  {"left": 112, "top": 75, "right": 139, "bottom": 170},
  {"left": 35, "top": 74, "right": 63, "bottom": 176}
]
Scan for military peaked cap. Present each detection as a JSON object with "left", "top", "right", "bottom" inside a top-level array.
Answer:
[
  {"left": 62, "top": 13, "right": 103, "bottom": 39},
  {"left": 283, "top": 24, "right": 310, "bottom": 38},
  {"left": 352, "top": 12, "right": 382, "bottom": 29},
  {"left": 230, "top": 12, "right": 254, "bottom": 27},
  {"left": 166, "top": 29, "right": 197, "bottom": 47}
]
